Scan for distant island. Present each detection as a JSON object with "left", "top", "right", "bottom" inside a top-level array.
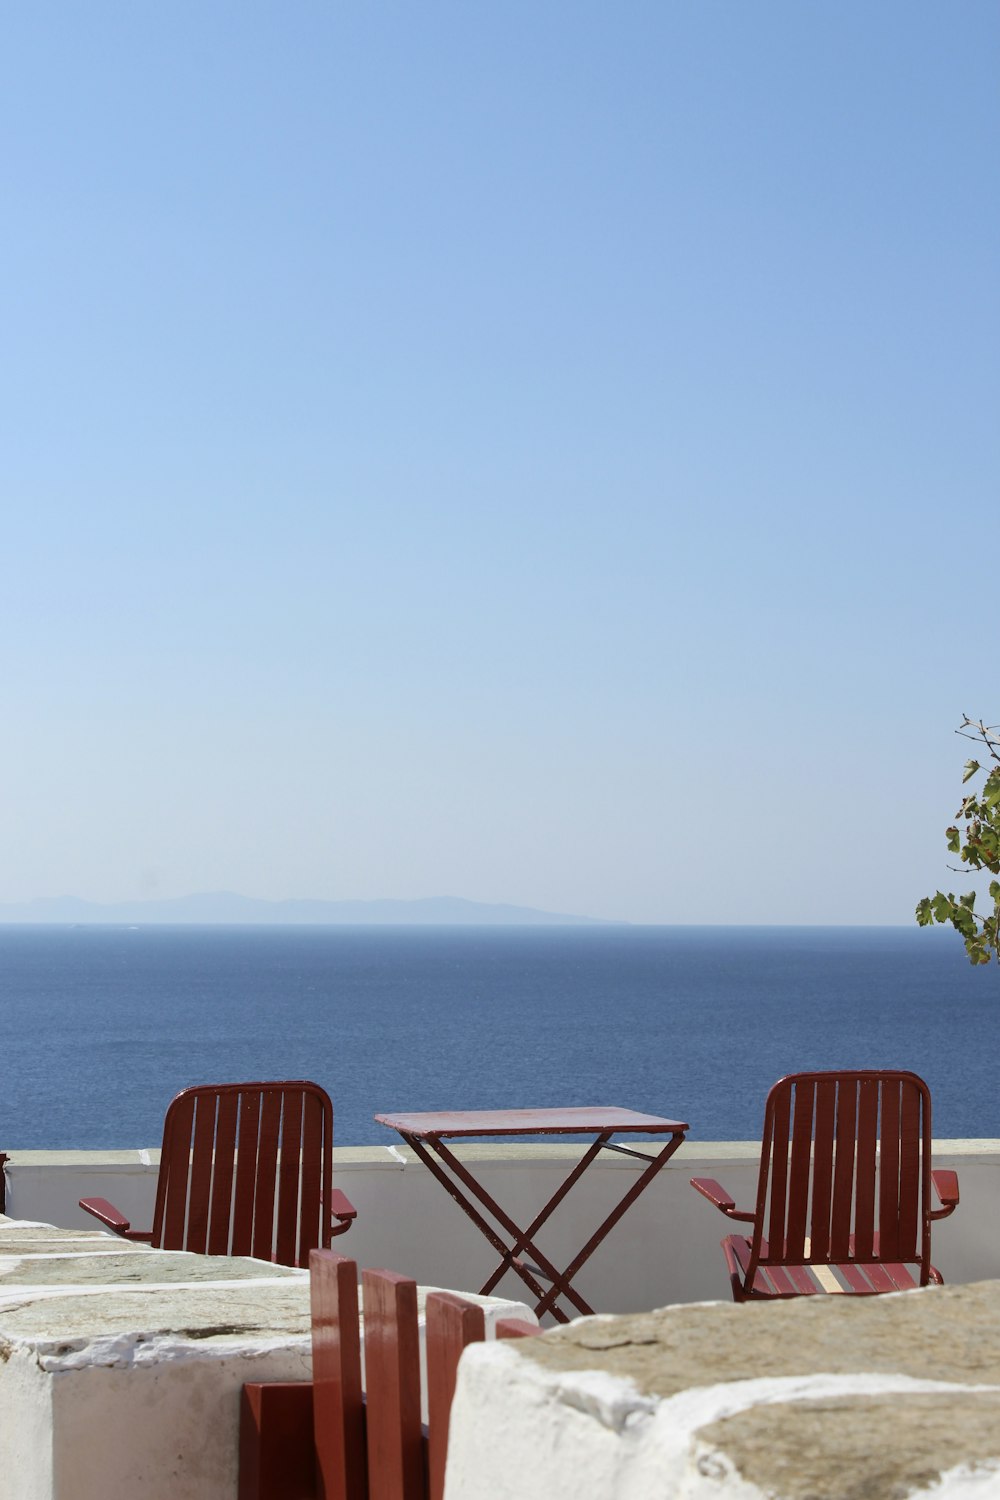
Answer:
[{"left": 0, "top": 893, "right": 620, "bottom": 927}]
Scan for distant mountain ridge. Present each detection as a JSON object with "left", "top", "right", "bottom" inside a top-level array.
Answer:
[{"left": 0, "top": 892, "right": 620, "bottom": 926}]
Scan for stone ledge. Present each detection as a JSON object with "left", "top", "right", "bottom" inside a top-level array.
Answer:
[
  {"left": 445, "top": 1281, "right": 1000, "bottom": 1500},
  {"left": 5, "top": 1139, "right": 999, "bottom": 1169},
  {"left": 0, "top": 1213, "right": 537, "bottom": 1500}
]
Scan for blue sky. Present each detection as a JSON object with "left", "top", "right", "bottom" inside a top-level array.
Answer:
[{"left": 2, "top": 3, "right": 997, "bottom": 922}]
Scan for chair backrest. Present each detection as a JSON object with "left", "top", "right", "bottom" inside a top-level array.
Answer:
[
  {"left": 746, "top": 1070, "right": 935, "bottom": 1286},
  {"left": 151, "top": 1080, "right": 334, "bottom": 1267}
]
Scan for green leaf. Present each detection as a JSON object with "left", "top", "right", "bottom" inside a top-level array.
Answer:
[
  {"left": 946, "top": 826, "right": 961, "bottom": 853},
  {"left": 990, "top": 881, "right": 1000, "bottom": 902},
  {"left": 983, "top": 770, "right": 1000, "bottom": 809},
  {"left": 959, "top": 891, "right": 978, "bottom": 910},
  {"left": 931, "top": 892, "right": 953, "bottom": 923},
  {"left": 963, "top": 759, "right": 981, "bottom": 783},
  {"left": 915, "top": 897, "right": 934, "bottom": 927}
]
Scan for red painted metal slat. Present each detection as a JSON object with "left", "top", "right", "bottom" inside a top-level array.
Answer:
[
  {"left": 726, "top": 1234, "right": 777, "bottom": 1298},
  {"left": 830, "top": 1078, "right": 857, "bottom": 1261},
  {"left": 238, "top": 1382, "right": 316, "bottom": 1500},
  {"left": 761, "top": 1262, "right": 798, "bottom": 1296},
  {"left": 785, "top": 1263, "right": 819, "bottom": 1295},
  {"left": 426, "top": 1293, "right": 485, "bottom": 1500},
  {"left": 809, "top": 1077, "right": 837, "bottom": 1262},
  {"left": 232, "top": 1090, "right": 263, "bottom": 1257},
  {"left": 837, "top": 1261, "right": 876, "bottom": 1294},
  {"left": 362, "top": 1269, "right": 424, "bottom": 1500},
  {"left": 186, "top": 1091, "right": 219, "bottom": 1255},
  {"left": 159, "top": 1090, "right": 196, "bottom": 1249},
  {"left": 299, "top": 1091, "right": 325, "bottom": 1264},
  {"left": 897, "top": 1080, "right": 921, "bottom": 1262},
  {"left": 766, "top": 1086, "right": 791, "bottom": 1259},
  {"left": 853, "top": 1078, "right": 879, "bottom": 1260},
  {"left": 253, "top": 1090, "right": 284, "bottom": 1262},
  {"left": 208, "top": 1091, "right": 240, "bottom": 1257},
  {"left": 860, "top": 1260, "right": 899, "bottom": 1294},
  {"left": 783, "top": 1080, "right": 815, "bottom": 1263},
  {"left": 275, "top": 1088, "right": 305, "bottom": 1269},
  {"left": 878, "top": 1077, "right": 902, "bottom": 1260},
  {"left": 311, "top": 1252, "right": 366, "bottom": 1500},
  {"left": 880, "top": 1261, "right": 919, "bottom": 1291}
]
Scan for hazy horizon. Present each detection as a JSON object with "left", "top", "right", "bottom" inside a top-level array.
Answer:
[
  {"left": 3, "top": 3, "right": 997, "bottom": 925},
  {"left": 0, "top": 889, "right": 966, "bottom": 930}
]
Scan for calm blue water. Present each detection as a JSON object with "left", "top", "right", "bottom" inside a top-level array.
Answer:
[{"left": 0, "top": 925, "right": 995, "bottom": 1148}]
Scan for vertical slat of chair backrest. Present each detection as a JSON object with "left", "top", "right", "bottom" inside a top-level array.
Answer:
[
  {"left": 299, "top": 1090, "right": 326, "bottom": 1263},
  {"left": 783, "top": 1079, "right": 815, "bottom": 1263},
  {"left": 917, "top": 1078, "right": 935, "bottom": 1283},
  {"left": 253, "top": 1089, "right": 284, "bottom": 1262},
  {"left": 877, "top": 1076, "right": 902, "bottom": 1260},
  {"left": 425, "top": 1294, "right": 485, "bottom": 1500},
  {"left": 156, "top": 1091, "right": 196, "bottom": 1249},
  {"left": 766, "top": 1084, "right": 792, "bottom": 1259},
  {"left": 232, "top": 1090, "right": 263, "bottom": 1257},
  {"left": 311, "top": 1251, "right": 367, "bottom": 1500},
  {"left": 362, "top": 1270, "right": 425, "bottom": 1500},
  {"left": 897, "top": 1077, "right": 922, "bottom": 1264},
  {"left": 809, "top": 1076, "right": 837, "bottom": 1263},
  {"left": 275, "top": 1088, "right": 305, "bottom": 1268},
  {"left": 208, "top": 1090, "right": 240, "bottom": 1256},
  {"left": 830, "top": 1077, "right": 858, "bottom": 1261},
  {"left": 853, "top": 1076, "right": 879, "bottom": 1260},
  {"left": 185, "top": 1091, "right": 220, "bottom": 1254}
]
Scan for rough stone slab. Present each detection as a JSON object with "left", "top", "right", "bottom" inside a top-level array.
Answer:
[
  {"left": 0, "top": 1212, "right": 538, "bottom": 1500},
  {"left": 0, "top": 1281, "right": 314, "bottom": 1368},
  {"left": 0, "top": 1217, "right": 154, "bottom": 1250},
  {"left": 444, "top": 1282, "right": 1000, "bottom": 1500},
  {"left": 697, "top": 1391, "right": 1000, "bottom": 1500},
  {"left": 0, "top": 1250, "right": 303, "bottom": 1288},
  {"left": 521, "top": 1280, "right": 1000, "bottom": 1391}
]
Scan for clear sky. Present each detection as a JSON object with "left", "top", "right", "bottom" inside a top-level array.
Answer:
[{"left": 2, "top": 3, "right": 997, "bottom": 923}]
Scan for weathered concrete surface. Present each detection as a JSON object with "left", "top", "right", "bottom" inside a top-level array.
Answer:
[
  {"left": 445, "top": 1281, "right": 1000, "bottom": 1500},
  {"left": 0, "top": 1216, "right": 535, "bottom": 1500}
]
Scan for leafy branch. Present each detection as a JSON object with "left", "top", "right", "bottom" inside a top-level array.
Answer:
[{"left": 916, "top": 716, "right": 1000, "bottom": 966}]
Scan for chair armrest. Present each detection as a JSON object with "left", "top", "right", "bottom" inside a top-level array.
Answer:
[
  {"left": 79, "top": 1197, "right": 153, "bottom": 1241},
  {"left": 690, "top": 1177, "right": 756, "bottom": 1222},
  {"left": 328, "top": 1188, "right": 357, "bottom": 1237},
  {"left": 930, "top": 1169, "right": 960, "bottom": 1219}
]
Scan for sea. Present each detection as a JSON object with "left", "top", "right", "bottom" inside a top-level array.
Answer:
[{"left": 0, "top": 924, "right": 996, "bottom": 1150}]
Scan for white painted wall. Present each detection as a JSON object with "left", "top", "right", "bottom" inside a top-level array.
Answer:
[{"left": 5, "top": 1140, "right": 998, "bottom": 1314}]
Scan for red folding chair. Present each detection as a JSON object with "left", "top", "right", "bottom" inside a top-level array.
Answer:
[
  {"left": 691, "top": 1070, "right": 959, "bottom": 1299},
  {"left": 80, "top": 1080, "right": 355, "bottom": 1267}
]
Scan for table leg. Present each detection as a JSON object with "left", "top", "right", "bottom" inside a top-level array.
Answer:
[
  {"left": 402, "top": 1136, "right": 554, "bottom": 1311},
  {"left": 532, "top": 1132, "right": 686, "bottom": 1320},
  {"left": 429, "top": 1139, "right": 596, "bottom": 1319},
  {"left": 477, "top": 1137, "right": 608, "bottom": 1296},
  {"left": 405, "top": 1136, "right": 594, "bottom": 1321}
]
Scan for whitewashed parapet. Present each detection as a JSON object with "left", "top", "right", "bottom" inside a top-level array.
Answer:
[
  {"left": 0, "top": 1216, "right": 533, "bottom": 1500},
  {"left": 445, "top": 1280, "right": 1000, "bottom": 1499}
]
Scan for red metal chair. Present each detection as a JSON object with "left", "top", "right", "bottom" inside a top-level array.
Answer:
[
  {"left": 690, "top": 1069, "right": 959, "bottom": 1300},
  {"left": 80, "top": 1080, "right": 356, "bottom": 1267}
]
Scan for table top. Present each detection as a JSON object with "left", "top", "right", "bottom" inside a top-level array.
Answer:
[{"left": 374, "top": 1107, "right": 689, "bottom": 1139}]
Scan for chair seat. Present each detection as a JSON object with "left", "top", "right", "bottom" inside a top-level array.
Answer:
[{"left": 722, "top": 1234, "right": 941, "bottom": 1299}]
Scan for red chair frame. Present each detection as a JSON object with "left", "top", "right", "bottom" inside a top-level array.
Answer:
[
  {"left": 81, "top": 1080, "right": 356, "bottom": 1267},
  {"left": 691, "top": 1069, "right": 959, "bottom": 1299}
]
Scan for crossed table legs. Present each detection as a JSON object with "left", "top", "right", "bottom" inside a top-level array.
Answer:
[{"left": 396, "top": 1127, "right": 687, "bottom": 1323}]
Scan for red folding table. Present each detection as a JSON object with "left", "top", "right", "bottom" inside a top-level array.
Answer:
[{"left": 374, "top": 1107, "right": 689, "bottom": 1324}]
